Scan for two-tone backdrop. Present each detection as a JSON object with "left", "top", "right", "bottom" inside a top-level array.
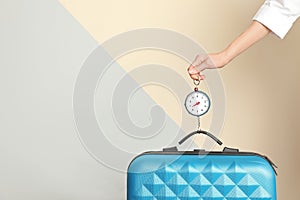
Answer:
[{"left": 1, "top": 0, "right": 299, "bottom": 199}]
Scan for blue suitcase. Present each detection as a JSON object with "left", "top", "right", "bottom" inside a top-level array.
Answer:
[{"left": 127, "top": 130, "right": 277, "bottom": 200}]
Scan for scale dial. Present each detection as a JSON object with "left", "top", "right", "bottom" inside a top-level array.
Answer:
[{"left": 184, "top": 91, "right": 210, "bottom": 116}]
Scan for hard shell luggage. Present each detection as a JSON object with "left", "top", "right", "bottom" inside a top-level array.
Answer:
[{"left": 127, "top": 130, "right": 277, "bottom": 200}]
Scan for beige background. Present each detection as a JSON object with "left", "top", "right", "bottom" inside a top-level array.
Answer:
[{"left": 59, "top": 0, "right": 300, "bottom": 198}]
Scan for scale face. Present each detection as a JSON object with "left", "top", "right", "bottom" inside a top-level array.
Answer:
[{"left": 184, "top": 90, "right": 210, "bottom": 117}]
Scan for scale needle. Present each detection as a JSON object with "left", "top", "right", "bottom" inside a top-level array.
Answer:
[{"left": 192, "top": 102, "right": 200, "bottom": 107}]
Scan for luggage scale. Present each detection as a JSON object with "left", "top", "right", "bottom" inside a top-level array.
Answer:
[{"left": 184, "top": 78, "right": 210, "bottom": 131}]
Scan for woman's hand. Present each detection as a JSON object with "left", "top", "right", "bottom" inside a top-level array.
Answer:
[
  {"left": 187, "top": 53, "right": 228, "bottom": 80},
  {"left": 187, "top": 21, "right": 271, "bottom": 80}
]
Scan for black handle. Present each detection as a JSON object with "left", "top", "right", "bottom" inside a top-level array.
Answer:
[{"left": 178, "top": 130, "right": 223, "bottom": 146}]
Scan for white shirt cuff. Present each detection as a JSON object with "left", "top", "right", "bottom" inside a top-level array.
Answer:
[{"left": 253, "top": 2, "right": 298, "bottom": 39}]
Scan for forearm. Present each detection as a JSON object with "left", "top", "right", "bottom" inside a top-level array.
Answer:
[
  {"left": 221, "top": 21, "right": 271, "bottom": 65},
  {"left": 188, "top": 21, "right": 272, "bottom": 77}
]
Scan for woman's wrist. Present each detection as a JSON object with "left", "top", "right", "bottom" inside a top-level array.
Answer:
[
  {"left": 210, "top": 51, "right": 231, "bottom": 68},
  {"left": 221, "top": 49, "right": 232, "bottom": 66}
]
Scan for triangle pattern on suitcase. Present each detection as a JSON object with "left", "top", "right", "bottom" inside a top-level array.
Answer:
[{"left": 130, "top": 157, "right": 274, "bottom": 199}]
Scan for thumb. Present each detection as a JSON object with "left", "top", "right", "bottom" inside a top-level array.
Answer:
[{"left": 187, "top": 65, "right": 200, "bottom": 75}]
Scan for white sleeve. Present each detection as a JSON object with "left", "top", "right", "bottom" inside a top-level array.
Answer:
[{"left": 253, "top": 0, "right": 300, "bottom": 39}]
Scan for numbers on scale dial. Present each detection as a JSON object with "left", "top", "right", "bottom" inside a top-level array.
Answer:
[{"left": 184, "top": 91, "right": 210, "bottom": 116}]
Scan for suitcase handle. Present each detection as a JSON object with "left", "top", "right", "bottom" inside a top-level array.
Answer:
[{"left": 178, "top": 130, "right": 223, "bottom": 145}]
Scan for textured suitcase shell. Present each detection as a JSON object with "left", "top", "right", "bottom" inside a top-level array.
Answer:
[{"left": 127, "top": 151, "right": 277, "bottom": 200}]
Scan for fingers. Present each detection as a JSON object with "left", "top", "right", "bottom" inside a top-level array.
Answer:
[
  {"left": 187, "top": 64, "right": 206, "bottom": 80},
  {"left": 187, "top": 64, "right": 199, "bottom": 74},
  {"left": 187, "top": 53, "right": 219, "bottom": 80},
  {"left": 189, "top": 73, "right": 205, "bottom": 81},
  {"left": 187, "top": 53, "right": 225, "bottom": 80},
  {"left": 190, "top": 73, "right": 200, "bottom": 80}
]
